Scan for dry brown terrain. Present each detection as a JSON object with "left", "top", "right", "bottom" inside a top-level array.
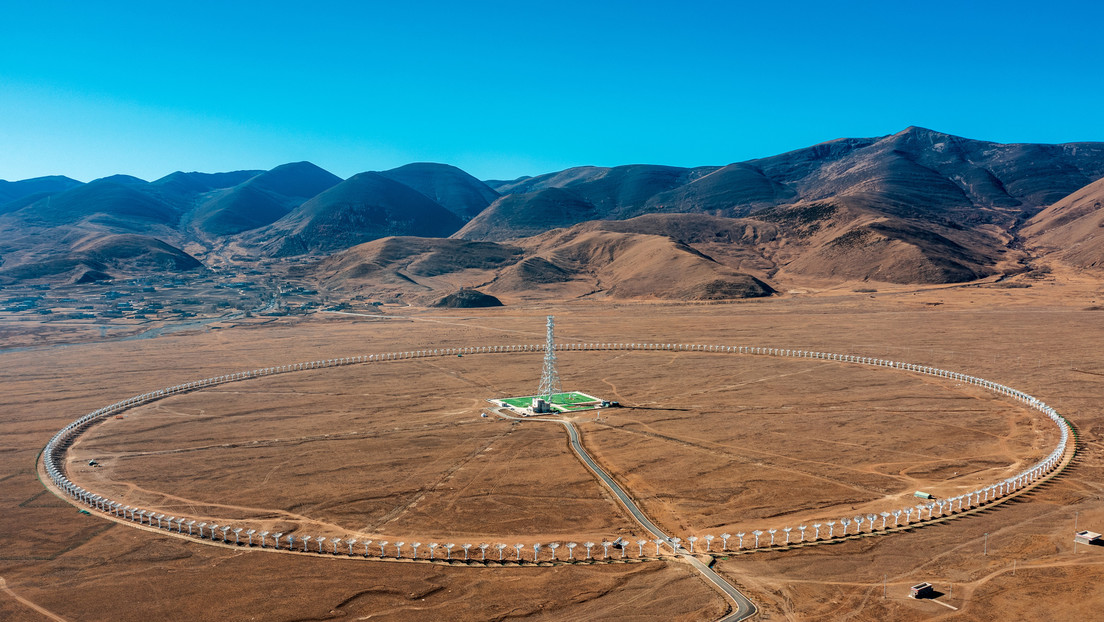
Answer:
[
  {"left": 1023, "top": 176, "right": 1104, "bottom": 269},
  {"left": 2, "top": 266, "right": 1103, "bottom": 620},
  {"left": 61, "top": 348, "right": 1051, "bottom": 548},
  {"left": 69, "top": 363, "right": 640, "bottom": 542}
]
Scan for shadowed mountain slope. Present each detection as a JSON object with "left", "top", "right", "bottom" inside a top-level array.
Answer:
[
  {"left": 453, "top": 188, "right": 600, "bottom": 241},
  {"left": 0, "top": 179, "right": 199, "bottom": 283},
  {"left": 71, "top": 233, "right": 202, "bottom": 270},
  {"left": 458, "top": 165, "right": 722, "bottom": 240},
  {"left": 643, "top": 163, "right": 798, "bottom": 215},
  {"left": 0, "top": 233, "right": 201, "bottom": 283},
  {"left": 246, "top": 172, "right": 465, "bottom": 257},
  {"left": 379, "top": 163, "right": 499, "bottom": 220},
  {"left": 150, "top": 170, "right": 262, "bottom": 198},
  {"left": 565, "top": 165, "right": 719, "bottom": 215},
  {"left": 488, "top": 166, "right": 613, "bottom": 194},
  {"left": 188, "top": 162, "right": 342, "bottom": 237},
  {"left": 0, "top": 176, "right": 83, "bottom": 208},
  {"left": 91, "top": 174, "right": 148, "bottom": 186},
  {"left": 4, "top": 181, "right": 181, "bottom": 230}
]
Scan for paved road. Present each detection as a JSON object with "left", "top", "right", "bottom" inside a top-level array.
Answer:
[{"left": 494, "top": 408, "right": 757, "bottom": 621}]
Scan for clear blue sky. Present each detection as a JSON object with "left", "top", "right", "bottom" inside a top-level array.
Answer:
[{"left": 2, "top": 1, "right": 1102, "bottom": 183}]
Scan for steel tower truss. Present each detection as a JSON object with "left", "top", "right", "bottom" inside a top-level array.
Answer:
[{"left": 536, "top": 315, "right": 561, "bottom": 401}]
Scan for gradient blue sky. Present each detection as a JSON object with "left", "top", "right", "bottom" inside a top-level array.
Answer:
[{"left": 2, "top": 1, "right": 1102, "bottom": 183}]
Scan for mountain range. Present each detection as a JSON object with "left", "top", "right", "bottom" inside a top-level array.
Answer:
[{"left": 2, "top": 127, "right": 1103, "bottom": 302}]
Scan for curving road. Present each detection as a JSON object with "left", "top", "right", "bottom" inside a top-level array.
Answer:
[{"left": 494, "top": 408, "right": 757, "bottom": 621}]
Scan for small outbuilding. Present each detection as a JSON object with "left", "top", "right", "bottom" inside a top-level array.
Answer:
[
  {"left": 910, "top": 582, "right": 934, "bottom": 599},
  {"left": 1074, "top": 530, "right": 1102, "bottom": 545},
  {"left": 914, "top": 491, "right": 934, "bottom": 499}
]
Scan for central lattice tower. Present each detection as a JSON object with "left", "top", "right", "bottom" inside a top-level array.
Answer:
[{"left": 536, "top": 315, "right": 561, "bottom": 401}]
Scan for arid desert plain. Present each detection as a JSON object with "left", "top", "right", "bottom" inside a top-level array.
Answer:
[{"left": 2, "top": 268, "right": 1102, "bottom": 621}]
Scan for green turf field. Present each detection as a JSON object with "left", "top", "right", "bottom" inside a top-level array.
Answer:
[{"left": 498, "top": 391, "right": 603, "bottom": 412}]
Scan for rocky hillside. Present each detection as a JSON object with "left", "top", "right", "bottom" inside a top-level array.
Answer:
[
  {"left": 1022, "top": 177, "right": 1104, "bottom": 270},
  {"left": 2, "top": 128, "right": 1102, "bottom": 295},
  {"left": 459, "top": 128, "right": 1104, "bottom": 243}
]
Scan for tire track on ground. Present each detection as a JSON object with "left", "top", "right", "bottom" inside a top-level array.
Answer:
[{"left": 0, "top": 577, "right": 70, "bottom": 622}]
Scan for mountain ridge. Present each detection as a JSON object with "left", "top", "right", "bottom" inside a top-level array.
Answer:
[
  {"left": 188, "top": 161, "right": 343, "bottom": 238},
  {"left": 378, "top": 163, "right": 499, "bottom": 221},
  {"left": 3, "top": 127, "right": 1103, "bottom": 298},
  {"left": 244, "top": 171, "right": 466, "bottom": 257},
  {"left": 460, "top": 126, "right": 1104, "bottom": 242}
]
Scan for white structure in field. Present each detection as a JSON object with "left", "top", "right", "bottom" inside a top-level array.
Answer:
[{"left": 1075, "top": 530, "right": 1101, "bottom": 545}]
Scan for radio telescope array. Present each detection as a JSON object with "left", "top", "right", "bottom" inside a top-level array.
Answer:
[{"left": 38, "top": 331, "right": 1073, "bottom": 622}]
